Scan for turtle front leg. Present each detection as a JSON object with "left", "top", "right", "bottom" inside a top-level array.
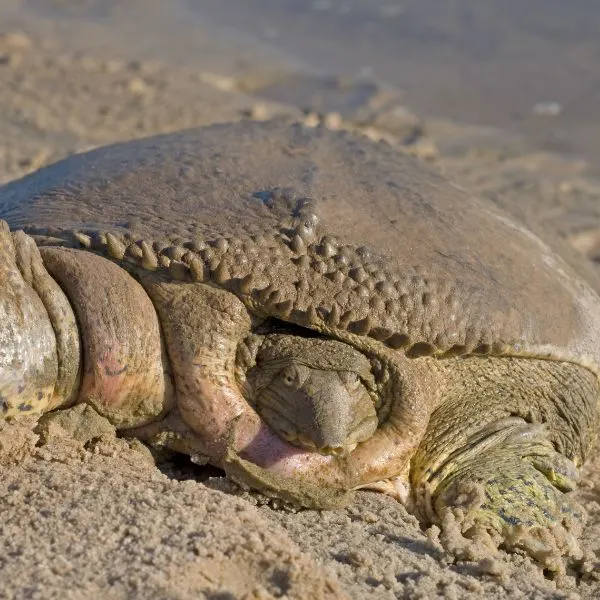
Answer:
[
  {"left": 411, "top": 357, "right": 598, "bottom": 570},
  {"left": 138, "top": 276, "right": 355, "bottom": 506},
  {"left": 417, "top": 418, "right": 584, "bottom": 569}
]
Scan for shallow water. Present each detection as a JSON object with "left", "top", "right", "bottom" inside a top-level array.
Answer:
[
  {"left": 6, "top": 0, "right": 600, "bottom": 173},
  {"left": 188, "top": 0, "right": 600, "bottom": 172}
]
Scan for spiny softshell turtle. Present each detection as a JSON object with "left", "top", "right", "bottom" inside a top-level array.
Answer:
[{"left": 1, "top": 119, "right": 598, "bottom": 565}]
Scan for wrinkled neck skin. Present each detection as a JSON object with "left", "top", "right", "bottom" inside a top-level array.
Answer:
[{"left": 2, "top": 225, "right": 177, "bottom": 428}]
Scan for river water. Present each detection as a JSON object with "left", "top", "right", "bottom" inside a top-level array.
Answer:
[
  {"left": 7, "top": 0, "right": 600, "bottom": 172},
  {"left": 187, "top": 0, "right": 600, "bottom": 172}
]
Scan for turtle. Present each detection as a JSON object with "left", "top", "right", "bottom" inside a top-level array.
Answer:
[{"left": 1, "top": 119, "right": 598, "bottom": 564}]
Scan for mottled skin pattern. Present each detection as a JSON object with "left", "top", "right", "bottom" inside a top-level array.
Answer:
[{"left": 1, "top": 120, "right": 599, "bottom": 564}]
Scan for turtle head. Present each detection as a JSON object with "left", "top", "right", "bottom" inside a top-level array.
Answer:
[{"left": 246, "top": 334, "right": 379, "bottom": 456}]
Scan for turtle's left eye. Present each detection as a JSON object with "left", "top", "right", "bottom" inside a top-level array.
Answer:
[
  {"left": 340, "top": 371, "right": 362, "bottom": 392},
  {"left": 279, "top": 363, "right": 310, "bottom": 388},
  {"left": 280, "top": 365, "right": 301, "bottom": 387}
]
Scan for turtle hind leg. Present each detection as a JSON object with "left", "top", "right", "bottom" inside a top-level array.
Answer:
[{"left": 411, "top": 356, "right": 598, "bottom": 571}]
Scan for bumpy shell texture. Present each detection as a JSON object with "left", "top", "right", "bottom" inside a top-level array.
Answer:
[{"left": 1, "top": 119, "right": 600, "bottom": 371}]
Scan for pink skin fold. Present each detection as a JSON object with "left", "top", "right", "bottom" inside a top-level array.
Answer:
[
  {"left": 179, "top": 367, "right": 424, "bottom": 494},
  {"left": 40, "top": 248, "right": 174, "bottom": 427},
  {"left": 177, "top": 370, "right": 339, "bottom": 477},
  {"left": 233, "top": 409, "right": 422, "bottom": 489}
]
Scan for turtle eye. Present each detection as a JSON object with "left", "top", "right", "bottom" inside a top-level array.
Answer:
[
  {"left": 280, "top": 365, "right": 300, "bottom": 387},
  {"left": 340, "top": 371, "right": 362, "bottom": 392}
]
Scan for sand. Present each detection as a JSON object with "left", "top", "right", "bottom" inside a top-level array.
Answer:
[{"left": 0, "top": 2, "right": 599, "bottom": 598}]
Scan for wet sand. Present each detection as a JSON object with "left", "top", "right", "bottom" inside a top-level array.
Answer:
[{"left": 0, "top": 1, "right": 599, "bottom": 598}]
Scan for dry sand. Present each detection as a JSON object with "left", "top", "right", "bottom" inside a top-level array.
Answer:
[{"left": 0, "top": 2, "right": 599, "bottom": 598}]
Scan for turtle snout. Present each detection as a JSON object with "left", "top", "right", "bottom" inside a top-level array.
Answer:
[
  {"left": 287, "top": 373, "right": 379, "bottom": 456},
  {"left": 253, "top": 358, "right": 380, "bottom": 457}
]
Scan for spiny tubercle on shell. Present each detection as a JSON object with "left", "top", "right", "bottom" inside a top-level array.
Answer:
[{"left": 25, "top": 217, "right": 517, "bottom": 361}]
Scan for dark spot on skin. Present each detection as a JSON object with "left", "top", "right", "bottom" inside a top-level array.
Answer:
[
  {"left": 542, "top": 569, "right": 555, "bottom": 580},
  {"left": 18, "top": 403, "right": 33, "bottom": 412},
  {"left": 388, "top": 336, "right": 410, "bottom": 351},
  {"left": 396, "top": 572, "right": 422, "bottom": 584},
  {"left": 253, "top": 188, "right": 300, "bottom": 212},
  {"left": 37, "top": 392, "right": 43, "bottom": 401},
  {"left": 498, "top": 509, "right": 524, "bottom": 526},
  {"left": 18, "top": 385, "right": 25, "bottom": 394},
  {"left": 0, "top": 397, "right": 8, "bottom": 413},
  {"left": 356, "top": 246, "right": 371, "bottom": 260},
  {"left": 292, "top": 197, "right": 313, "bottom": 217},
  {"left": 104, "top": 365, "right": 128, "bottom": 377}
]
